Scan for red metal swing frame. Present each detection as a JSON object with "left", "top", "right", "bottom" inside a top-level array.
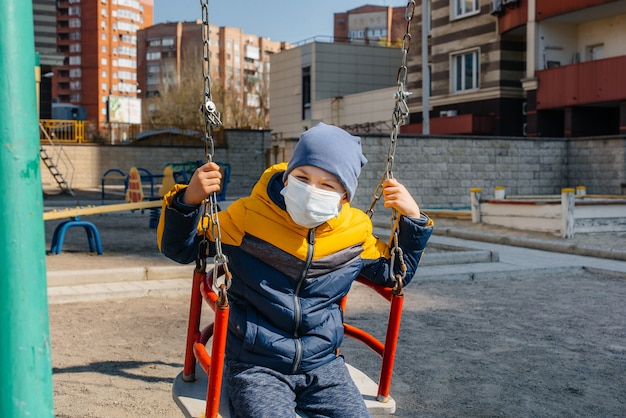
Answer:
[{"left": 180, "top": 264, "right": 404, "bottom": 418}]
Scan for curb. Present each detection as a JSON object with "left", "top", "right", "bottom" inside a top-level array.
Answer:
[
  {"left": 47, "top": 265, "right": 191, "bottom": 287},
  {"left": 48, "top": 278, "right": 191, "bottom": 304},
  {"left": 433, "top": 228, "right": 626, "bottom": 262}
]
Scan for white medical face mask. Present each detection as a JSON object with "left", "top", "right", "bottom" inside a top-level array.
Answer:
[{"left": 280, "top": 175, "right": 343, "bottom": 228}]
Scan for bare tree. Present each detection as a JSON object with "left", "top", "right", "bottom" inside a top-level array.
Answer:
[
  {"left": 146, "top": 46, "right": 204, "bottom": 130},
  {"left": 146, "top": 45, "right": 270, "bottom": 130}
]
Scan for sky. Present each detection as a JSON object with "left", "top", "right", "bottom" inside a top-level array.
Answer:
[{"left": 153, "top": 0, "right": 410, "bottom": 44}]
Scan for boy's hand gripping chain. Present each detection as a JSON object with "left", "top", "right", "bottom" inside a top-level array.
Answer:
[
  {"left": 198, "top": 0, "right": 231, "bottom": 307},
  {"left": 366, "top": 0, "right": 416, "bottom": 295}
]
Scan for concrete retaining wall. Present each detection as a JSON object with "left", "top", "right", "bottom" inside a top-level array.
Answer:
[
  {"left": 567, "top": 137, "right": 626, "bottom": 196},
  {"left": 41, "top": 129, "right": 273, "bottom": 198},
  {"left": 42, "top": 131, "right": 626, "bottom": 226}
]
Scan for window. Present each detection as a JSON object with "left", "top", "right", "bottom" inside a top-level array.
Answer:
[
  {"left": 427, "top": 0, "right": 433, "bottom": 33},
  {"left": 146, "top": 51, "right": 161, "bottom": 60},
  {"left": 452, "top": 49, "right": 479, "bottom": 92},
  {"left": 452, "top": 0, "right": 479, "bottom": 19},
  {"left": 302, "top": 66, "right": 311, "bottom": 120},
  {"left": 586, "top": 44, "right": 604, "bottom": 61}
]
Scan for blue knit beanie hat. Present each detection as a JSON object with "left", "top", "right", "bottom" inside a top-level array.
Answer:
[{"left": 283, "top": 122, "right": 367, "bottom": 201}]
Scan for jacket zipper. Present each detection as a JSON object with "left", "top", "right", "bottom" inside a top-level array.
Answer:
[{"left": 291, "top": 227, "right": 315, "bottom": 373}]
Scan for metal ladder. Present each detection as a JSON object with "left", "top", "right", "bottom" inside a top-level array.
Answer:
[{"left": 39, "top": 122, "right": 75, "bottom": 196}]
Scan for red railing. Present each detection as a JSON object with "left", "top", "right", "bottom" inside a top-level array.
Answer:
[{"left": 536, "top": 55, "right": 626, "bottom": 109}]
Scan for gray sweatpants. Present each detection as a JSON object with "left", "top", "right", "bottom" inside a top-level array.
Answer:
[{"left": 226, "top": 356, "right": 372, "bottom": 418}]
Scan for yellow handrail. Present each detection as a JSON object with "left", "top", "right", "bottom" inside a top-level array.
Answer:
[{"left": 39, "top": 119, "right": 87, "bottom": 143}]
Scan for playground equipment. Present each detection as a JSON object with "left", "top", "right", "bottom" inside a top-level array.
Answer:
[
  {"left": 46, "top": 161, "right": 229, "bottom": 253},
  {"left": 171, "top": 1, "right": 418, "bottom": 417},
  {"left": 470, "top": 186, "right": 626, "bottom": 238},
  {"left": 49, "top": 217, "right": 103, "bottom": 255},
  {"left": 40, "top": 121, "right": 75, "bottom": 195},
  {"left": 45, "top": 166, "right": 163, "bottom": 254},
  {"left": 1, "top": 1, "right": 54, "bottom": 415},
  {"left": 174, "top": 267, "right": 404, "bottom": 417}
]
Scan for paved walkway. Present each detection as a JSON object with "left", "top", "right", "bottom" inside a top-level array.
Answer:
[{"left": 44, "top": 192, "right": 626, "bottom": 304}]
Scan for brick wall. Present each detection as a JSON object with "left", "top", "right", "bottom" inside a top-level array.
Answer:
[
  {"left": 41, "top": 129, "right": 273, "bottom": 198},
  {"left": 352, "top": 135, "right": 572, "bottom": 225},
  {"left": 42, "top": 131, "right": 625, "bottom": 225},
  {"left": 567, "top": 137, "right": 626, "bottom": 195}
]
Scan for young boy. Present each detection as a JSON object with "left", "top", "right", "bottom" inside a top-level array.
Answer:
[{"left": 158, "top": 122, "right": 433, "bottom": 418}]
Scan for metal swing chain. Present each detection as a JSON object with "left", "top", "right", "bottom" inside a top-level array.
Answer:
[
  {"left": 199, "top": 0, "right": 231, "bottom": 305},
  {"left": 365, "top": 0, "right": 416, "bottom": 293}
]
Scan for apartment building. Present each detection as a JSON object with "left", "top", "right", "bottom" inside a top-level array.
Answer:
[
  {"left": 269, "top": 5, "right": 419, "bottom": 139},
  {"left": 53, "top": 0, "right": 153, "bottom": 128},
  {"left": 33, "top": 0, "right": 65, "bottom": 118},
  {"left": 402, "top": 0, "right": 626, "bottom": 137},
  {"left": 269, "top": 41, "right": 402, "bottom": 139},
  {"left": 506, "top": 0, "right": 626, "bottom": 137},
  {"left": 137, "top": 21, "right": 289, "bottom": 128},
  {"left": 333, "top": 5, "right": 409, "bottom": 45},
  {"left": 401, "top": 0, "right": 526, "bottom": 136}
]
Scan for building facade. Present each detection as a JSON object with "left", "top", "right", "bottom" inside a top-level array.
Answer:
[
  {"left": 33, "top": 0, "right": 65, "bottom": 118},
  {"left": 510, "top": 0, "right": 626, "bottom": 137},
  {"left": 53, "top": 0, "right": 154, "bottom": 128},
  {"left": 401, "top": 0, "right": 526, "bottom": 136},
  {"left": 269, "top": 5, "right": 418, "bottom": 140},
  {"left": 137, "top": 21, "right": 289, "bottom": 129},
  {"left": 402, "top": 0, "right": 626, "bottom": 137},
  {"left": 333, "top": 5, "right": 409, "bottom": 45},
  {"left": 269, "top": 41, "right": 402, "bottom": 139}
]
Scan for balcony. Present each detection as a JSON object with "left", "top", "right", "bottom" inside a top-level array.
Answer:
[
  {"left": 537, "top": 0, "right": 623, "bottom": 21},
  {"left": 536, "top": 55, "right": 626, "bottom": 110},
  {"left": 497, "top": 0, "right": 528, "bottom": 34},
  {"left": 401, "top": 114, "right": 495, "bottom": 135}
]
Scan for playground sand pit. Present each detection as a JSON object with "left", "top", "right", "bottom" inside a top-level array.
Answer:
[{"left": 49, "top": 269, "right": 626, "bottom": 417}]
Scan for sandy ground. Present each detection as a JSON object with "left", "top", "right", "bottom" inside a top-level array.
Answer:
[
  {"left": 44, "top": 191, "right": 626, "bottom": 417},
  {"left": 49, "top": 269, "right": 626, "bottom": 418}
]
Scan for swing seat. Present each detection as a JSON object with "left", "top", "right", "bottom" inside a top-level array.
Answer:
[
  {"left": 172, "top": 266, "right": 402, "bottom": 418},
  {"left": 173, "top": 361, "right": 396, "bottom": 417}
]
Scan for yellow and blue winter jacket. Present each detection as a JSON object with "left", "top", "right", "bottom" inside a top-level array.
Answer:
[{"left": 157, "top": 163, "right": 433, "bottom": 375}]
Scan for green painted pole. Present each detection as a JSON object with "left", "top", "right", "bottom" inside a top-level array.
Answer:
[{"left": 0, "top": 0, "right": 54, "bottom": 416}]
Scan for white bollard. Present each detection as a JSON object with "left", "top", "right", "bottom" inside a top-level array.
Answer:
[
  {"left": 576, "top": 186, "right": 586, "bottom": 196},
  {"left": 470, "top": 188, "right": 482, "bottom": 224},
  {"left": 494, "top": 186, "right": 505, "bottom": 200},
  {"left": 561, "top": 188, "right": 575, "bottom": 238}
]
